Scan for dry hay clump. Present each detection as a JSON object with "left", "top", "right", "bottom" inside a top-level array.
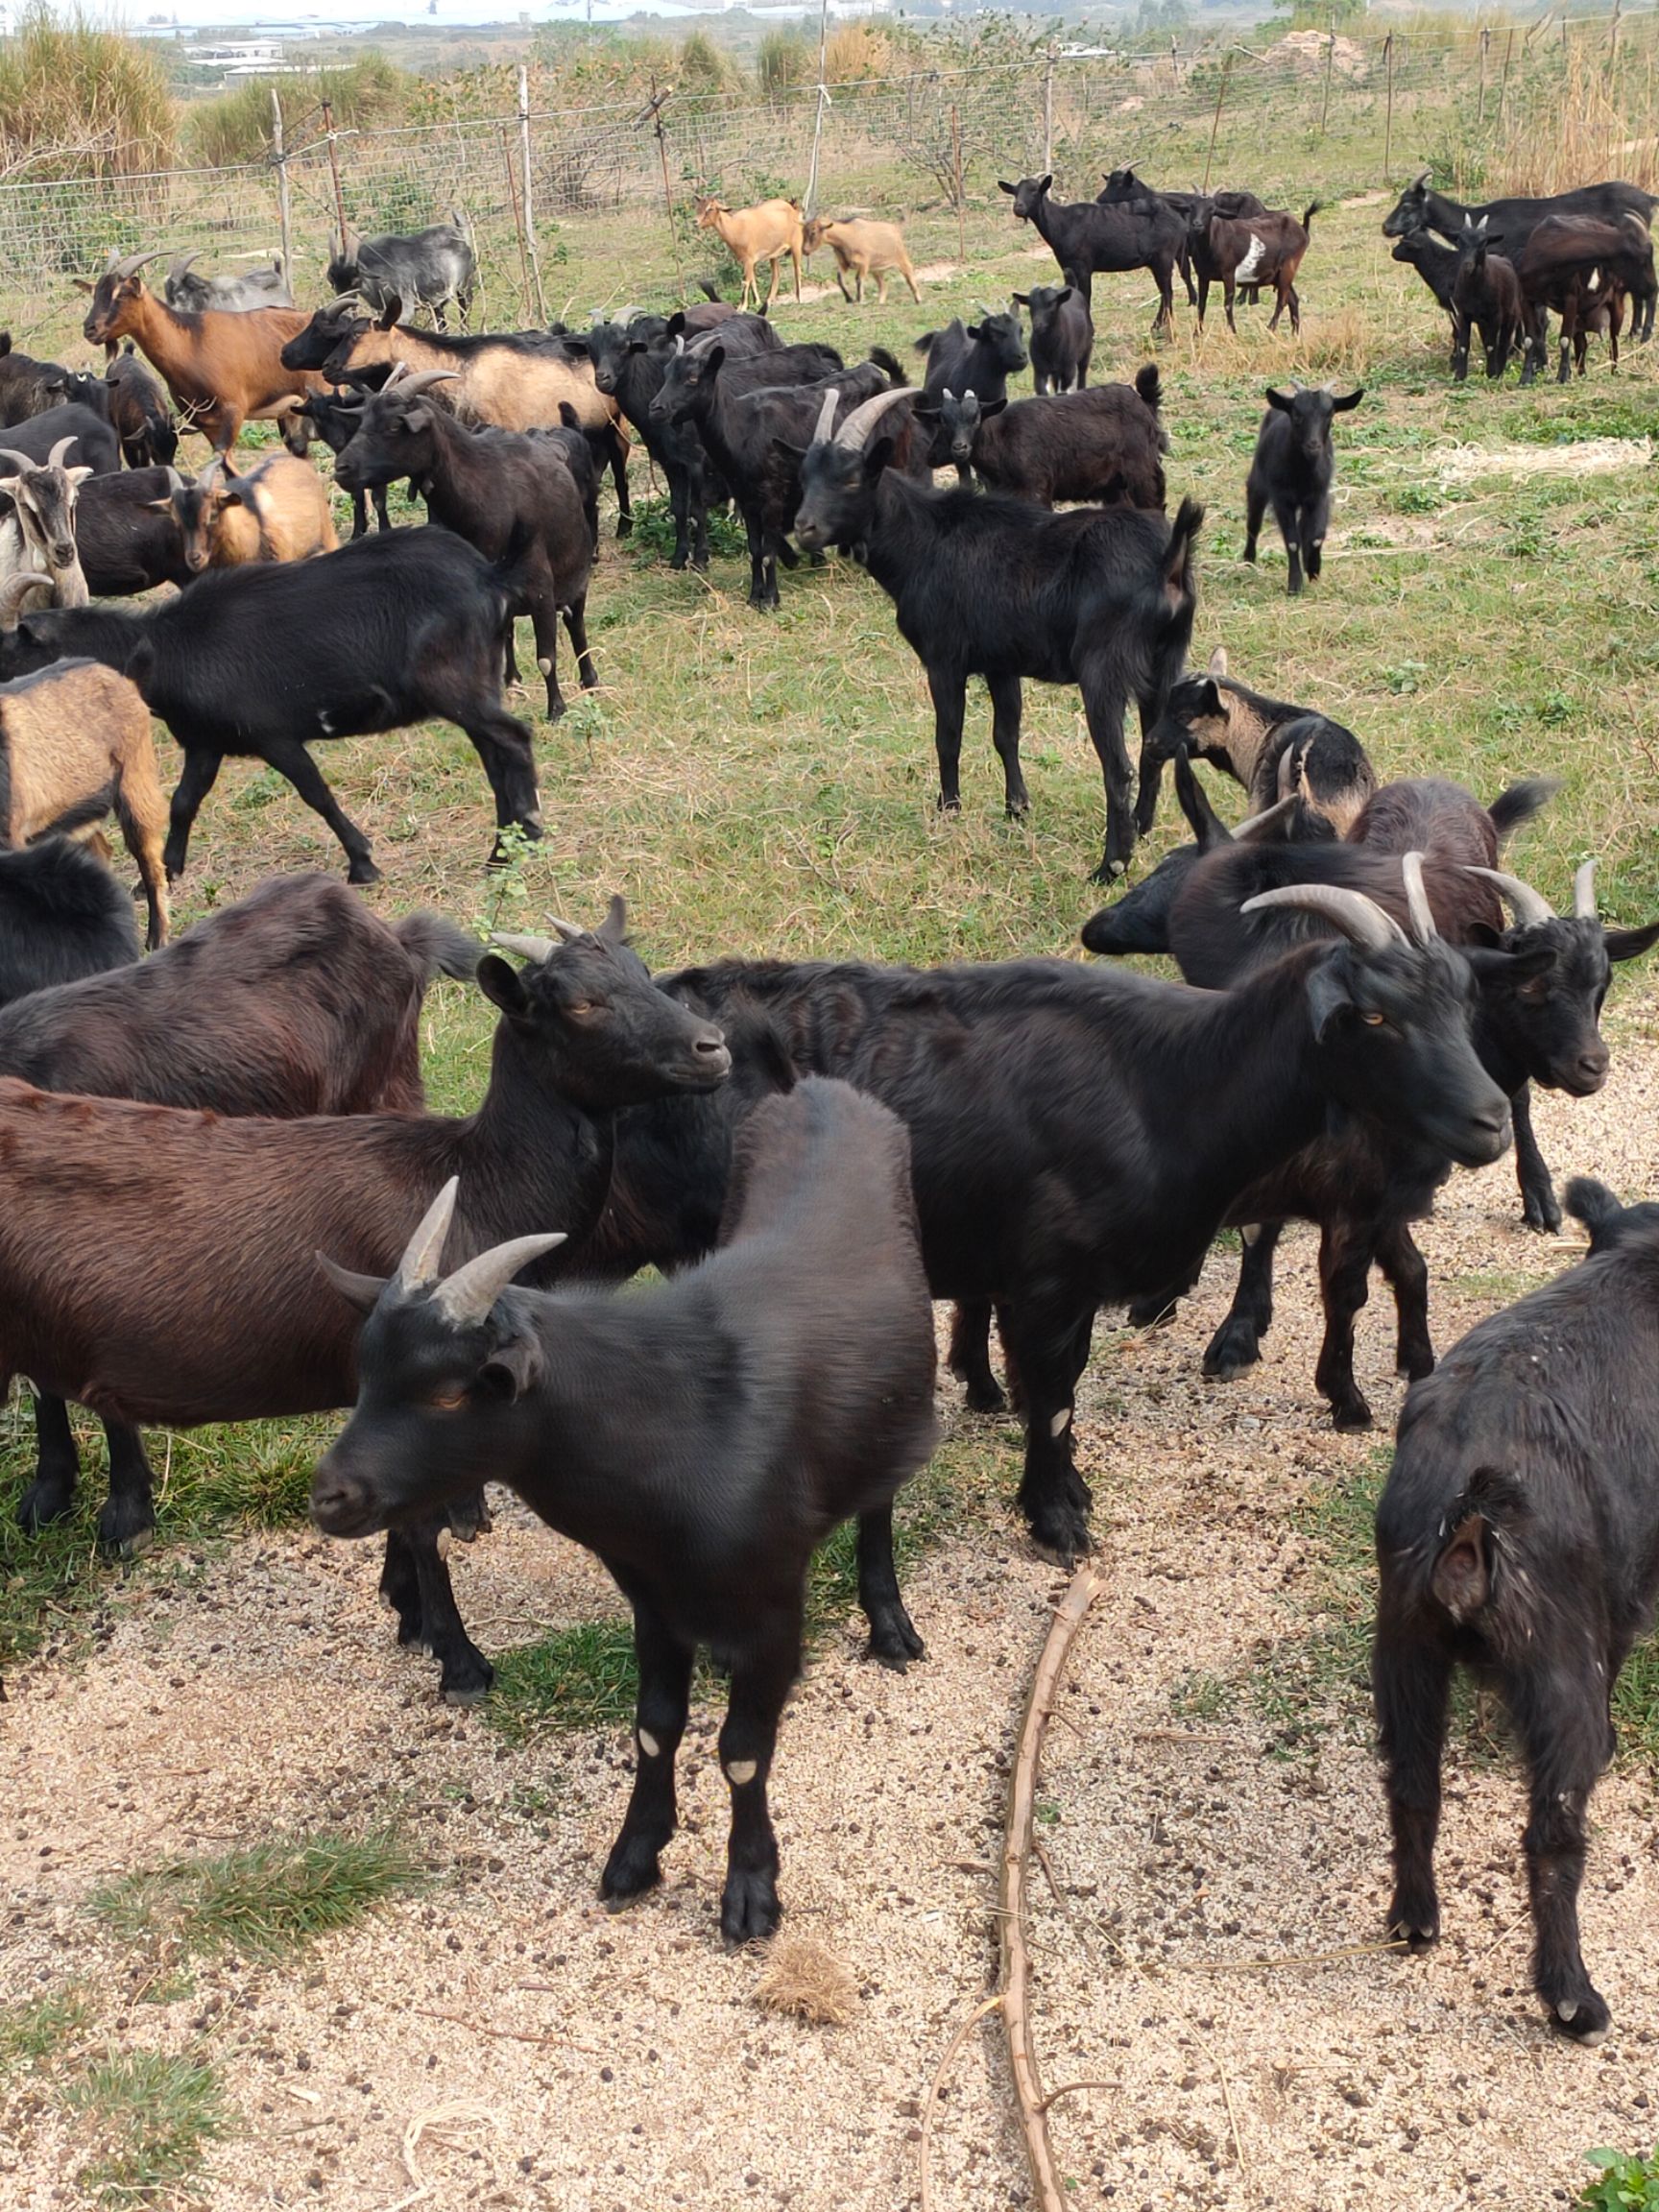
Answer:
[
  {"left": 754, "top": 1933, "right": 862, "bottom": 2026},
  {"left": 1265, "top": 30, "right": 1369, "bottom": 77}
]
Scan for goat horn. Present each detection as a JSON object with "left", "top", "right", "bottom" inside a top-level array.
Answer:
[
  {"left": 0, "top": 572, "right": 49, "bottom": 628},
  {"left": 1233, "top": 793, "right": 1299, "bottom": 844},
  {"left": 393, "top": 369, "right": 460, "bottom": 396},
  {"left": 831, "top": 385, "right": 918, "bottom": 450},
  {"left": 491, "top": 932, "right": 557, "bottom": 964},
  {"left": 114, "top": 251, "right": 163, "bottom": 280},
  {"left": 431, "top": 1232, "right": 567, "bottom": 1328},
  {"left": 1574, "top": 859, "right": 1598, "bottom": 920},
  {"left": 325, "top": 295, "right": 364, "bottom": 312},
  {"left": 44, "top": 438, "right": 76, "bottom": 472},
  {"left": 1401, "top": 852, "right": 1438, "bottom": 944},
  {"left": 1240, "top": 882, "right": 1408, "bottom": 952},
  {"left": 167, "top": 251, "right": 199, "bottom": 285},
  {"left": 810, "top": 386, "right": 841, "bottom": 446},
  {"left": 546, "top": 914, "right": 589, "bottom": 943},
  {"left": 1463, "top": 866, "right": 1555, "bottom": 928},
  {"left": 395, "top": 1176, "right": 460, "bottom": 1294},
  {"left": 0, "top": 448, "right": 40, "bottom": 474},
  {"left": 381, "top": 361, "right": 409, "bottom": 390}
]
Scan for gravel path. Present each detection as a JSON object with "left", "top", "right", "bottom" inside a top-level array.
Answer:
[{"left": 2, "top": 1031, "right": 1657, "bottom": 2209}]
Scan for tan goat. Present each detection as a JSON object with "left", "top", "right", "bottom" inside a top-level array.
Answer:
[
  {"left": 0, "top": 642, "right": 169, "bottom": 947},
  {"left": 156, "top": 452, "right": 338, "bottom": 574},
  {"left": 802, "top": 216, "right": 922, "bottom": 304},
  {"left": 695, "top": 196, "right": 805, "bottom": 310}
]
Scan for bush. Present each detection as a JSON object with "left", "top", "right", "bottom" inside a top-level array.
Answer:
[
  {"left": 0, "top": 3, "right": 175, "bottom": 180},
  {"left": 757, "top": 30, "right": 814, "bottom": 99},
  {"left": 184, "top": 56, "right": 418, "bottom": 169}
]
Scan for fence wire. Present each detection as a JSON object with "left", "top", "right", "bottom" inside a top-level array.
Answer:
[{"left": 0, "top": 21, "right": 1654, "bottom": 339}]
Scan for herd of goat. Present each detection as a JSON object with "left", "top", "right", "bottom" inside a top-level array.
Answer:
[{"left": 0, "top": 161, "right": 1656, "bottom": 2047}]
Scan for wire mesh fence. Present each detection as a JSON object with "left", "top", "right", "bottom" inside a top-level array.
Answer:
[{"left": 1, "top": 17, "right": 1655, "bottom": 339}]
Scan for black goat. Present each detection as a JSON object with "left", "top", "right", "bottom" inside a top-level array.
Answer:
[
  {"left": 0, "top": 401, "right": 118, "bottom": 478},
  {"left": 0, "top": 835, "right": 137, "bottom": 1007},
  {"left": 62, "top": 469, "right": 195, "bottom": 595},
  {"left": 1140, "top": 647, "right": 1376, "bottom": 835},
  {"left": 0, "top": 528, "right": 541, "bottom": 883},
  {"left": 1010, "top": 279, "right": 1093, "bottom": 393},
  {"left": 650, "top": 338, "right": 868, "bottom": 612},
  {"left": 326, "top": 221, "right": 475, "bottom": 329},
  {"left": 999, "top": 175, "right": 1186, "bottom": 331},
  {"left": 312, "top": 1075, "right": 937, "bottom": 1944},
  {"left": 291, "top": 387, "right": 390, "bottom": 538},
  {"left": 1390, "top": 230, "right": 1461, "bottom": 354},
  {"left": 335, "top": 370, "right": 595, "bottom": 720},
  {"left": 1451, "top": 218, "right": 1524, "bottom": 379},
  {"left": 1383, "top": 173, "right": 1655, "bottom": 338},
  {"left": 661, "top": 879, "right": 1519, "bottom": 1563},
  {"left": 913, "top": 309, "right": 1028, "bottom": 407},
  {"left": 794, "top": 388, "right": 1199, "bottom": 878},
  {"left": 916, "top": 370, "right": 1166, "bottom": 512},
  {"left": 104, "top": 344, "right": 177, "bottom": 469},
  {"left": 1243, "top": 383, "right": 1363, "bottom": 595},
  {"left": 0, "top": 904, "right": 730, "bottom": 1699},
  {"left": 1373, "top": 1176, "right": 1659, "bottom": 2044},
  {"left": 0, "top": 335, "right": 77, "bottom": 426}
]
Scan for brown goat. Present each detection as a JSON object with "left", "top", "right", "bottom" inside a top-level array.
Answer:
[
  {"left": 157, "top": 451, "right": 338, "bottom": 573},
  {"left": 79, "top": 251, "right": 323, "bottom": 453},
  {"left": 0, "top": 652, "right": 167, "bottom": 946},
  {"left": 1201, "top": 202, "right": 1319, "bottom": 333},
  {"left": 696, "top": 196, "right": 805, "bottom": 310},
  {"left": 803, "top": 216, "right": 921, "bottom": 304}
]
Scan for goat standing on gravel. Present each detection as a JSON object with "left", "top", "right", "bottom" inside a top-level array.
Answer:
[{"left": 1244, "top": 383, "right": 1362, "bottom": 595}]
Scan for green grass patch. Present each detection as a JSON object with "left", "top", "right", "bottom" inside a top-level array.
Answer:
[
  {"left": 1168, "top": 1670, "right": 1238, "bottom": 1724},
  {"left": 1246, "top": 1449, "right": 1384, "bottom": 1760},
  {"left": 62, "top": 2048, "right": 227, "bottom": 2204},
  {"left": 0, "top": 1984, "right": 93, "bottom": 2077},
  {"left": 89, "top": 1830, "right": 423, "bottom": 1963},
  {"left": 1580, "top": 2144, "right": 1659, "bottom": 2211}
]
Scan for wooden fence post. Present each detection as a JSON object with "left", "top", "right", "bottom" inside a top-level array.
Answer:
[
  {"left": 1478, "top": 25, "right": 1489, "bottom": 126},
  {"left": 1382, "top": 35, "right": 1395, "bottom": 185},
  {"left": 1202, "top": 50, "right": 1231, "bottom": 191},
  {"left": 1043, "top": 44, "right": 1055, "bottom": 174},
  {"left": 950, "top": 103, "right": 965, "bottom": 269},
  {"left": 501, "top": 124, "right": 533, "bottom": 324},
  {"left": 1320, "top": 19, "right": 1335, "bottom": 138},
  {"left": 270, "top": 90, "right": 292, "bottom": 282},
  {"left": 1499, "top": 27, "right": 1514, "bottom": 129},
  {"left": 323, "top": 99, "right": 348, "bottom": 255}
]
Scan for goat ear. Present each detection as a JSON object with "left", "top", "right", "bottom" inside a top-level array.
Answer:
[
  {"left": 772, "top": 436, "right": 808, "bottom": 460},
  {"left": 475, "top": 952, "right": 530, "bottom": 1020},
  {"left": 1207, "top": 645, "right": 1228, "bottom": 677},
  {"left": 478, "top": 1331, "right": 543, "bottom": 1402},
  {"left": 317, "top": 1254, "right": 389, "bottom": 1313},
  {"left": 980, "top": 396, "right": 1008, "bottom": 420},
  {"left": 1303, "top": 957, "right": 1354, "bottom": 1043},
  {"left": 1039, "top": 175, "right": 1053, "bottom": 192},
  {"left": 376, "top": 295, "right": 401, "bottom": 329},
  {"left": 1332, "top": 388, "right": 1364, "bottom": 412},
  {"left": 997, "top": 180, "right": 1017, "bottom": 196},
  {"left": 1265, "top": 388, "right": 1294, "bottom": 413},
  {"left": 72, "top": 278, "right": 93, "bottom": 294},
  {"left": 862, "top": 433, "right": 898, "bottom": 482},
  {"left": 1605, "top": 919, "right": 1659, "bottom": 963}
]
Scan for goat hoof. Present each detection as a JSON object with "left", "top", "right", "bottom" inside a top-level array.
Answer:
[
  {"left": 1202, "top": 1333, "right": 1260, "bottom": 1381},
  {"left": 96, "top": 1496, "right": 156, "bottom": 1557},
  {"left": 1522, "top": 1197, "right": 1563, "bottom": 1235},
  {"left": 1331, "top": 1399, "right": 1374, "bottom": 1433},
  {"left": 347, "top": 858, "right": 383, "bottom": 887},
  {"left": 1551, "top": 1990, "right": 1611, "bottom": 2044},
  {"left": 616, "top": 517, "right": 633, "bottom": 539},
  {"left": 1090, "top": 857, "right": 1126, "bottom": 885},
  {"left": 15, "top": 1478, "right": 75, "bottom": 1533},
  {"left": 719, "top": 1869, "right": 781, "bottom": 1947},
  {"left": 601, "top": 1833, "right": 666, "bottom": 1902},
  {"left": 1386, "top": 1899, "right": 1439, "bottom": 1953},
  {"left": 438, "top": 1653, "right": 494, "bottom": 1704},
  {"left": 1397, "top": 1347, "right": 1434, "bottom": 1382},
  {"left": 961, "top": 1378, "right": 1007, "bottom": 1414},
  {"left": 864, "top": 1612, "right": 926, "bottom": 1670},
  {"left": 441, "top": 1682, "right": 490, "bottom": 1708},
  {"left": 1004, "top": 801, "right": 1030, "bottom": 821}
]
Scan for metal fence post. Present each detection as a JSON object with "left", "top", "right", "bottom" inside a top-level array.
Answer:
[
  {"left": 270, "top": 89, "right": 292, "bottom": 282},
  {"left": 1382, "top": 35, "right": 1395, "bottom": 185},
  {"left": 323, "top": 98, "right": 348, "bottom": 254},
  {"left": 1043, "top": 44, "right": 1055, "bottom": 173},
  {"left": 518, "top": 64, "right": 547, "bottom": 325}
]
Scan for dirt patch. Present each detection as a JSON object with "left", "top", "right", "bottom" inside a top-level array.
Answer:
[
  {"left": 3, "top": 1046, "right": 1658, "bottom": 2206},
  {"left": 1266, "top": 30, "right": 1368, "bottom": 77},
  {"left": 1434, "top": 435, "right": 1653, "bottom": 482}
]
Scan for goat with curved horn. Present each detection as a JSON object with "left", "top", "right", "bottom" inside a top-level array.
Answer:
[
  {"left": 830, "top": 385, "right": 918, "bottom": 450},
  {"left": 810, "top": 387, "right": 841, "bottom": 446},
  {"left": 0, "top": 572, "right": 51, "bottom": 630},
  {"left": 432, "top": 1232, "right": 568, "bottom": 1328},
  {"left": 167, "top": 251, "right": 200, "bottom": 288},
  {"left": 394, "top": 369, "right": 462, "bottom": 397},
  {"left": 1575, "top": 860, "right": 1598, "bottom": 920},
  {"left": 1463, "top": 866, "right": 1555, "bottom": 928},
  {"left": 491, "top": 932, "right": 557, "bottom": 965},
  {"left": 1240, "top": 881, "right": 1408, "bottom": 953},
  {"left": 115, "top": 251, "right": 164, "bottom": 282},
  {"left": 1401, "top": 851, "right": 1438, "bottom": 944}
]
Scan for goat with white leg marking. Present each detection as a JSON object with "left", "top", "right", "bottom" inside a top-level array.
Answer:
[
  {"left": 1137, "top": 646, "right": 1376, "bottom": 836},
  {"left": 0, "top": 903, "right": 730, "bottom": 1695},
  {"left": 915, "top": 368, "right": 1166, "bottom": 513},
  {"left": 1244, "top": 383, "right": 1362, "bottom": 596},
  {"left": 1374, "top": 1176, "right": 1659, "bottom": 2045},
  {"left": 1010, "top": 277, "right": 1093, "bottom": 393},
  {"left": 661, "top": 870, "right": 1521, "bottom": 1562},
  {"left": 1450, "top": 216, "right": 1524, "bottom": 380},
  {"left": 312, "top": 1074, "right": 937, "bottom": 1945},
  {"left": 793, "top": 386, "right": 1198, "bottom": 878}
]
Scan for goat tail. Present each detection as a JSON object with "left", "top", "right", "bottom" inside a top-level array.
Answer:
[
  {"left": 1134, "top": 362, "right": 1163, "bottom": 414},
  {"left": 696, "top": 277, "right": 723, "bottom": 302},
  {"left": 1487, "top": 774, "right": 1563, "bottom": 847},
  {"left": 868, "top": 346, "right": 905, "bottom": 386},
  {"left": 1427, "top": 1465, "right": 1534, "bottom": 1653},
  {"left": 1302, "top": 201, "right": 1323, "bottom": 232},
  {"left": 1159, "top": 496, "right": 1204, "bottom": 612},
  {"left": 394, "top": 911, "right": 482, "bottom": 988},
  {"left": 1565, "top": 1174, "right": 1625, "bottom": 1249}
]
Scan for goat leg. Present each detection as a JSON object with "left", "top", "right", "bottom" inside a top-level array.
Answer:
[
  {"left": 855, "top": 1506, "right": 924, "bottom": 1669},
  {"left": 1203, "top": 1220, "right": 1284, "bottom": 1379},
  {"left": 1312, "top": 1214, "right": 1377, "bottom": 1430},
  {"left": 1374, "top": 1616, "right": 1452, "bottom": 1952},
  {"left": 161, "top": 744, "right": 225, "bottom": 883},
  {"left": 986, "top": 671, "right": 1028, "bottom": 818},
  {"left": 601, "top": 1595, "right": 695, "bottom": 1905},
  {"left": 98, "top": 1421, "right": 159, "bottom": 1556},
  {"left": 405, "top": 1511, "right": 493, "bottom": 1704},
  {"left": 16, "top": 1390, "right": 83, "bottom": 1531},
  {"left": 1375, "top": 1215, "right": 1434, "bottom": 1381},
  {"left": 716, "top": 1607, "right": 802, "bottom": 1944},
  {"left": 1002, "top": 1298, "right": 1096, "bottom": 1564},
  {"left": 1515, "top": 1659, "right": 1615, "bottom": 2042},
  {"left": 1512, "top": 1082, "right": 1561, "bottom": 1232},
  {"left": 948, "top": 1297, "right": 1006, "bottom": 1412},
  {"left": 258, "top": 736, "right": 381, "bottom": 886},
  {"left": 926, "top": 667, "right": 968, "bottom": 814},
  {"left": 1080, "top": 663, "right": 1135, "bottom": 880}
]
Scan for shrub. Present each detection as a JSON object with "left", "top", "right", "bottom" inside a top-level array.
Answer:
[
  {"left": 757, "top": 30, "right": 814, "bottom": 99},
  {"left": 183, "top": 56, "right": 418, "bottom": 169},
  {"left": 0, "top": 3, "right": 175, "bottom": 180}
]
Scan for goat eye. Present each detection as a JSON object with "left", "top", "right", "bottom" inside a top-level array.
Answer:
[
  {"left": 1361, "top": 1010, "right": 1388, "bottom": 1027},
  {"left": 430, "top": 1385, "right": 469, "bottom": 1411}
]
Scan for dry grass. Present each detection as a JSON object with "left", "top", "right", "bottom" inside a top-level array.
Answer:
[
  {"left": 755, "top": 1935, "right": 864, "bottom": 2027},
  {"left": 1488, "top": 40, "right": 1659, "bottom": 198}
]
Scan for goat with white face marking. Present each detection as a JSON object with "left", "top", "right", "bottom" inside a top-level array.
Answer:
[
  {"left": 1374, "top": 1177, "right": 1659, "bottom": 2045},
  {"left": 0, "top": 438, "right": 93, "bottom": 612},
  {"left": 313, "top": 1076, "right": 938, "bottom": 1946},
  {"left": 1243, "top": 383, "right": 1362, "bottom": 596}
]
